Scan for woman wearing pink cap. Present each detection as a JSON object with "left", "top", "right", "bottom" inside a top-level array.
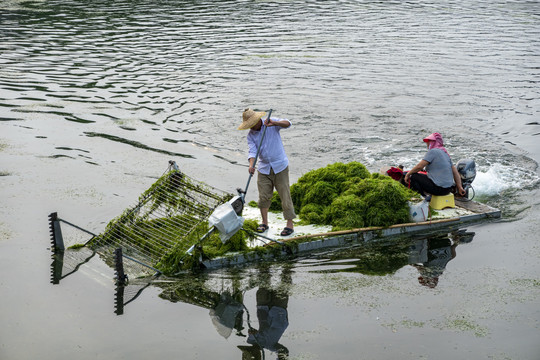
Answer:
[{"left": 404, "top": 133, "right": 466, "bottom": 197}]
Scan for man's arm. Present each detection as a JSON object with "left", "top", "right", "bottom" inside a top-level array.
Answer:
[
  {"left": 248, "top": 157, "right": 256, "bottom": 174},
  {"left": 265, "top": 118, "right": 291, "bottom": 128}
]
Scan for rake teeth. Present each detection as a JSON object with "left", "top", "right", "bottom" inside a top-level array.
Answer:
[
  {"left": 114, "top": 248, "right": 128, "bottom": 286},
  {"left": 50, "top": 251, "right": 64, "bottom": 284},
  {"left": 114, "top": 248, "right": 127, "bottom": 315},
  {"left": 48, "top": 212, "right": 57, "bottom": 250},
  {"left": 48, "top": 212, "right": 64, "bottom": 251},
  {"left": 114, "top": 285, "right": 125, "bottom": 315}
]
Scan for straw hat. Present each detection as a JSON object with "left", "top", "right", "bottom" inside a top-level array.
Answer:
[{"left": 238, "top": 108, "right": 266, "bottom": 130}]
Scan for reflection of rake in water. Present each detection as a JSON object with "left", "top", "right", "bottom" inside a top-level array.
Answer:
[
  {"left": 49, "top": 212, "right": 97, "bottom": 284},
  {"left": 50, "top": 248, "right": 96, "bottom": 284},
  {"left": 114, "top": 265, "right": 154, "bottom": 316}
]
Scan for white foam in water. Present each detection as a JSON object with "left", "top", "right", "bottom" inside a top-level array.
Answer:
[{"left": 473, "top": 163, "right": 538, "bottom": 196}]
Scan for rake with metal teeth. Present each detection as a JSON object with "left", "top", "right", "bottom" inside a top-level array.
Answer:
[{"left": 48, "top": 212, "right": 64, "bottom": 252}]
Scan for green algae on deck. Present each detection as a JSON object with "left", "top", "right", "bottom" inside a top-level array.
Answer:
[
  {"left": 270, "top": 162, "right": 417, "bottom": 230},
  {"left": 156, "top": 219, "right": 259, "bottom": 274}
]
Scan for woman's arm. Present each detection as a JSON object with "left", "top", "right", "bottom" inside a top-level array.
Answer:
[
  {"left": 404, "top": 159, "right": 429, "bottom": 183},
  {"left": 452, "top": 165, "right": 466, "bottom": 196}
]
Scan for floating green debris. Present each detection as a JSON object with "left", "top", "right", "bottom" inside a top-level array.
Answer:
[
  {"left": 271, "top": 162, "right": 417, "bottom": 230},
  {"left": 67, "top": 243, "right": 86, "bottom": 250},
  {"left": 0, "top": 222, "right": 11, "bottom": 240},
  {"left": 442, "top": 315, "right": 489, "bottom": 337},
  {"left": 400, "top": 319, "right": 425, "bottom": 328},
  {"left": 510, "top": 278, "right": 540, "bottom": 288}
]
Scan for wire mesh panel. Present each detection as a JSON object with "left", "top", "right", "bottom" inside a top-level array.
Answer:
[
  {"left": 114, "top": 278, "right": 154, "bottom": 315},
  {"left": 89, "top": 164, "right": 232, "bottom": 273},
  {"left": 50, "top": 247, "right": 96, "bottom": 284}
]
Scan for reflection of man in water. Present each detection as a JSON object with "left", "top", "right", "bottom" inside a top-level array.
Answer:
[
  {"left": 411, "top": 236, "right": 459, "bottom": 288},
  {"left": 239, "top": 266, "right": 291, "bottom": 360},
  {"left": 247, "top": 288, "right": 289, "bottom": 355}
]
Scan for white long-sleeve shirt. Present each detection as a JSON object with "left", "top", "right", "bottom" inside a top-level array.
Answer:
[{"left": 247, "top": 118, "right": 291, "bottom": 175}]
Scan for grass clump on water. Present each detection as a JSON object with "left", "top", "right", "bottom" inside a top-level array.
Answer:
[{"left": 270, "top": 162, "right": 416, "bottom": 230}]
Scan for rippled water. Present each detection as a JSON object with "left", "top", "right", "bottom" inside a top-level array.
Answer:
[
  {"left": 2, "top": 0, "right": 539, "bottom": 170},
  {"left": 1, "top": 1, "right": 540, "bottom": 359}
]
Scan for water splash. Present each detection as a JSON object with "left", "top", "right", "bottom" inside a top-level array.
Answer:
[{"left": 473, "top": 163, "right": 539, "bottom": 197}]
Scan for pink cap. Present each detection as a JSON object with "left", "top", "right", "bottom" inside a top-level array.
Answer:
[{"left": 423, "top": 133, "right": 440, "bottom": 143}]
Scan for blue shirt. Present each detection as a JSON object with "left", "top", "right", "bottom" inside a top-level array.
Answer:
[
  {"left": 247, "top": 305, "right": 289, "bottom": 351},
  {"left": 247, "top": 117, "right": 291, "bottom": 175}
]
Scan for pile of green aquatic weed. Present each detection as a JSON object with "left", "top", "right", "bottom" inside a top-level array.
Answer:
[
  {"left": 270, "top": 162, "right": 417, "bottom": 230},
  {"left": 157, "top": 218, "right": 259, "bottom": 274},
  {"left": 204, "top": 219, "right": 258, "bottom": 256}
]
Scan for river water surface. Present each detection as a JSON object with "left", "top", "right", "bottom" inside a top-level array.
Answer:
[{"left": 1, "top": 1, "right": 539, "bottom": 359}]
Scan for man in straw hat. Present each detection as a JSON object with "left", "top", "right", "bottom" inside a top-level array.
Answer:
[{"left": 238, "top": 108, "right": 296, "bottom": 236}]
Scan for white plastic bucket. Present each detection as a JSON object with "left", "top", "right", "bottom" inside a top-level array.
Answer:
[
  {"left": 409, "top": 201, "right": 429, "bottom": 223},
  {"left": 208, "top": 200, "right": 244, "bottom": 243}
]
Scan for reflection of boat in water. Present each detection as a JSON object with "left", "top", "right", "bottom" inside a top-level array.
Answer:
[
  {"left": 49, "top": 226, "right": 474, "bottom": 301},
  {"left": 49, "top": 231, "right": 293, "bottom": 357},
  {"left": 49, "top": 243, "right": 156, "bottom": 315},
  {"left": 409, "top": 229, "right": 475, "bottom": 288},
  {"left": 293, "top": 229, "right": 475, "bottom": 288},
  {"left": 48, "top": 229, "right": 474, "bottom": 358},
  {"left": 50, "top": 247, "right": 95, "bottom": 285}
]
